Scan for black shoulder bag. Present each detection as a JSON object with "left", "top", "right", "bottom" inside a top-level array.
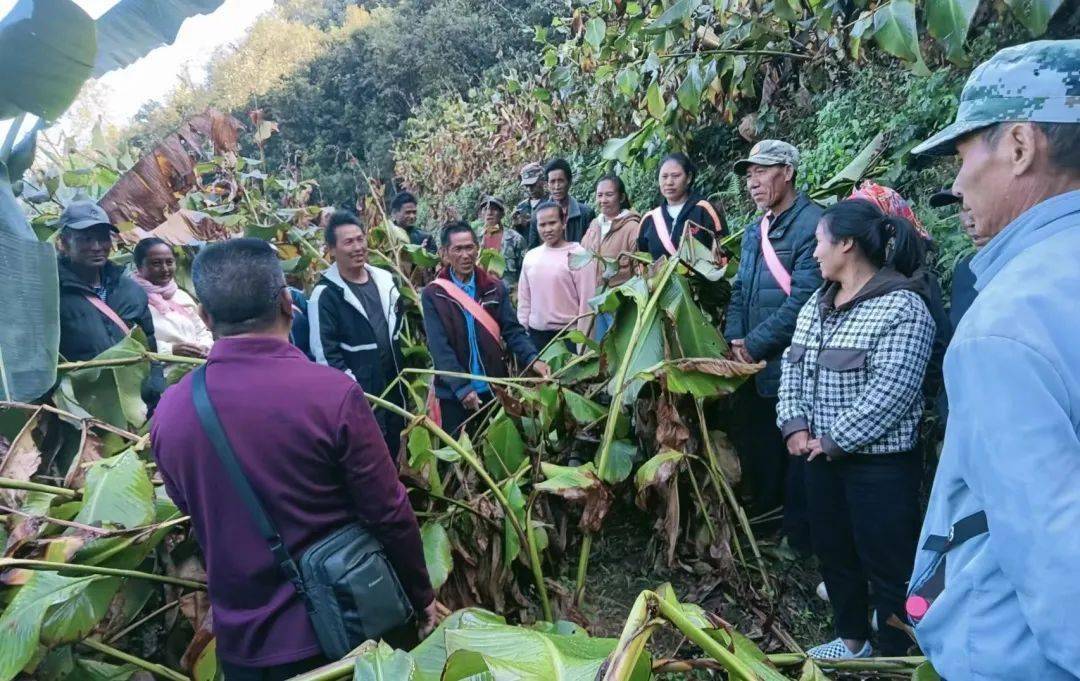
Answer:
[{"left": 190, "top": 366, "right": 415, "bottom": 659}]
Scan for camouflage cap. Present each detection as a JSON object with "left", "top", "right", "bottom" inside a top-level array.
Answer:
[
  {"left": 733, "top": 140, "right": 800, "bottom": 174},
  {"left": 520, "top": 162, "right": 544, "bottom": 186},
  {"left": 913, "top": 39, "right": 1080, "bottom": 156}
]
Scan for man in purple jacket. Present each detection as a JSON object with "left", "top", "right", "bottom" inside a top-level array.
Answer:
[{"left": 151, "top": 239, "right": 439, "bottom": 679}]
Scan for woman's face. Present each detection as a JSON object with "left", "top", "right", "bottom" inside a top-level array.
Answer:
[
  {"left": 595, "top": 179, "right": 622, "bottom": 218},
  {"left": 813, "top": 220, "right": 849, "bottom": 282},
  {"left": 536, "top": 206, "right": 566, "bottom": 246},
  {"left": 139, "top": 244, "right": 176, "bottom": 286},
  {"left": 659, "top": 160, "right": 690, "bottom": 203}
]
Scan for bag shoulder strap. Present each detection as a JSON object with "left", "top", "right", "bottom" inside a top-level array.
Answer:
[
  {"left": 758, "top": 214, "right": 793, "bottom": 296},
  {"left": 647, "top": 207, "right": 676, "bottom": 256},
  {"left": 695, "top": 200, "right": 723, "bottom": 234},
  {"left": 922, "top": 510, "right": 988, "bottom": 554},
  {"left": 84, "top": 295, "right": 130, "bottom": 334},
  {"left": 190, "top": 366, "right": 312, "bottom": 610},
  {"left": 429, "top": 278, "right": 504, "bottom": 348}
]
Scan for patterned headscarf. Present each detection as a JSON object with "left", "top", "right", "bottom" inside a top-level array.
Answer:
[{"left": 849, "top": 180, "right": 931, "bottom": 240}]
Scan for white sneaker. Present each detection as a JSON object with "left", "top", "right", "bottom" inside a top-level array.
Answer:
[
  {"left": 807, "top": 638, "right": 872, "bottom": 660},
  {"left": 816, "top": 581, "right": 829, "bottom": 601}
]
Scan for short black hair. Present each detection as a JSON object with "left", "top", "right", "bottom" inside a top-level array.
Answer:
[
  {"left": 545, "top": 158, "right": 573, "bottom": 185},
  {"left": 133, "top": 237, "right": 170, "bottom": 268},
  {"left": 192, "top": 238, "right": 285, "bottom": 337},
  {"left": 324, "top": 210, "right": 364, "bottom": 247},
  {"left": 440, "top": 220, "right": 477, "bottom": 248},
  {"left": 533, "top": 199, "right": 564, "bottom": 221},
  {"left": 390, "top": 191, "right": 418, "bottom": 214}
]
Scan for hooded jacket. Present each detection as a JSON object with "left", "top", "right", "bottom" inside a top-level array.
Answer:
[
  {"left": 725, "top": 192, "right": 824, "bottom": 397},
  {"left": 580, "top": 210, "right": 642, "bottom": 288},
  {"left": 526, "top": 196, "right": 596, "bottom": 249},
  {"left": 309, "top": 263, "right": 405, "bottom": 407},
  {"left": 776, "top": 268, "right": 935, "bottom": 457},
  {"left": 636, "top": 193, "right": 723, "bottom": 260},
  {"left": 421, "top": 267, "right": 537, "bottom": 401},
  {"left": 911, "top": 190, "right": 1080, "bottom": 681}
]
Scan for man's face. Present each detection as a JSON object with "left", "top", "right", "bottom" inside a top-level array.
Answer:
[
  {"left": 529, "top": 179, "right": 547, "bottom": 200},
  {"left": 63, "top": 225, "right": 113, "bottom": 269},
  {"left": 481, "top": 204, "right": 503, "bottom": 228},
  {"left": 536, "top": 206, "right": 565, "bottom": 246},
  {"left": 393, "top": 202, "right": 418, "bottom": 229},
  {"left": 445, "top": 230, "right": 478, "bottom": 278},
  {"left": 547, "top": 169, "right": 569, "bottom": 202},
  {"left": 953, "top": 130, "right": 1017, "bottom": 247},
  {"left": 745, "top": 164, "right": 793, "bottom": 211},
  {"left": 959, "top": 205, "right": 985, "bottom": 248},
  {"left": 331, "top": 223, "right": 368, "bottom": 270}
]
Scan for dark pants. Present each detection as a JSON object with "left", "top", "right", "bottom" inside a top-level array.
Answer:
[
  {"left": 222, "top": 654, "right": 328, "bottom": 680},
  {"left": 528, "top": 327, "right": 574, "bottom": 353},
  {"left": 376, "top": 410, "right": 405, "bottom": 464},
  {"left": 728, "top": 386, "right": 810, "bottom": 551},
  {"left": 439, "top": 394, "right": 494, "bottom": 437},
  {"left": 805, "top": 452, "right": 921, "bottom": 655}
]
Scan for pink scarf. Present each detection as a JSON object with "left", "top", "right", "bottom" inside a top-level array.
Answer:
[
  {"left": 131, "top": 273, "right": 197, "bottom": 320},
  {"left": 850, "top": 180, "right": 931, "bottom": 240}
]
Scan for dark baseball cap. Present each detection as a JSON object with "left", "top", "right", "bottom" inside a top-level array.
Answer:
[
  {"left": 929, "top": 190, "right": 962, "bottom": 208},
  {"left": 58, "top": 200, "right": 117, "bottom": 232}
]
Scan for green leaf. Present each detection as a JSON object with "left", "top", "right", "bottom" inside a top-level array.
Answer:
[
  {"left": 57, "top": 334, "right": 151, "bottom": 429},
  {"left": 646, "top": 0, "right": 700, "bottom": 33},
  {"left": 192, "top": 637, "right": 221, "bottom": 681},
  {"left": 774, "top": 0, "right": 803, "bottom": 22},
  {"left": 40, "top": 578, "right": 121, "bottom": 645},
  {"left": 912, "top": 661, "right": 943, "bottom": 681},
  {"left": 799, "top": 658, "right": 831, "bottom": 680},
  {"left": 91, "top": 0, "right": 226, "bottom": 77},
  {"left": 70, "top": 658, "right": 144, "bottom": 681},
  {"left": 411, "top": 609, "right": 506, "bottom": 681},
  {"left": 584, "top": 17, "right": 606, "bottom": 49},
  {"left": 0, "top": 0, "right": 95, "bottom": 120},
  {"left": 816, "top": 132, "right": 888, "bottom": 193},
  {"left": 675, "top": 58, "right": 705, "bottom": 116},
  {"left": 634, "top": 449, "right": 685, "bottom": 494},
  {"left": 616, "top": 68, "right": 641, "bottom": 96},
  {"left": 73, "top": 450, "right": 154, "bottom": 531},
  {"left": 926, "top": 0, "right": 979, "bottom": 64},
  {"left": 532, "top": 87, "right": 552, "bottom": 103},
  {"left": 1004, "top": 0, "right": 1063, "bottom": 35},
  {"left": 646, "top": 81, "right": 666, "bottom": 121},
  {"left": 0, "top": 572, "right": 108, "bottom": 680},
  {"left": 420, "top": 522, "right": 453, "bottom": 590},
  {"left": 353, "top": 641, "right": 416, "bottom": 680},
  {"left": 561, "top": 389, "right": 606, "bottom": 426},
  {"left": 662, "top": 275, "right": 728, "bottom": 358},
  {"left": 872, "top": 1, "right": 930, "bottom": 75},
  {"left": 536, "top": 462, "right": 601, "bottom": 494},
  {"left": 502, "top": 480, "right": 526, "bottom": 565},
  {"left": 482, "top": 416, "right": 526, "bottom": 479},
  {"left": 603, "top": 439, "right": 637, "bottom": 483}
]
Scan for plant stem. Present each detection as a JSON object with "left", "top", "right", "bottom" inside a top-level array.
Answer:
[
  {"left": 0, "top": 400, "right": 143, "bottom": 443},
  {"left": 526, "top": 497, "right": 553, "bottom": 622},
  {"left": 577, "top": 257, "right": 680, "bottom": 605},
  {"left": 80, "top": 638, "right": 188, "bottom": 681},
  {"left": 0, "top": 559, "right": 206, "bottom": 590},
  {"left": 56, "top": 352, "right": 204, "bottom": 371},
  {"left": 363, "top": 392, "right": 551, "bottom": 620},
  {"left": 402, "top": 367, "right": 546, "bottom": 387},
  {"left": 106, "top": 599, "right": 182, "bottom": 643},
  {"left": 286, "top": 658, "right": 355, "bottom": 681},
  {"left": 766, "top": 653, "right": 927, "bottom": 671},
  {"left": 693, "top": 398, "right": 771, "bottom": 591},
  {"left": 0, "top": 503, "right": 108, "bottom": 534},
  {"left": 649, "top": 592, "right": 760, "bottom": 681},
  {"left": 0, "top": 477, "right": 79, "bottom": 498}
]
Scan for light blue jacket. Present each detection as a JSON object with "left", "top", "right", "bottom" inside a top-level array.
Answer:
[{"left": 912, "top": 190, "right": 1080, "bottom": 680}]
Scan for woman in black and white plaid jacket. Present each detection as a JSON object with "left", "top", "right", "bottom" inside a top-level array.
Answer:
[{"left": 777, "top": 199, "right": 935, "bottom": 661}]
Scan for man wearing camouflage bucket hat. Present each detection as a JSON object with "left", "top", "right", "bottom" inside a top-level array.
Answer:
[
  {"left": 725, "top": 139, "right": 823, "bottom": 552},
  {"left": 909, "top": 40, "right": 1080, "bottom": 679}
]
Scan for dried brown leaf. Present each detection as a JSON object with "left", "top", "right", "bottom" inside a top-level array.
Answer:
[{"left": 0, "top": 408, "right": 43, "bottom": 507}]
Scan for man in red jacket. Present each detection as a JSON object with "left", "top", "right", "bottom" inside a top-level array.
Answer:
[{"left": 152, "top": 239, "right": 443, "bottom": 680}]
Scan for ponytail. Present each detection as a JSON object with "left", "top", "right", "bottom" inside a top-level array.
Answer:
[{"left": 821, "top": 199, "right": 926, "bottom": 276}]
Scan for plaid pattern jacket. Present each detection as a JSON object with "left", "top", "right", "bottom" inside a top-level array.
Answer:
[{"left": 776, "top": 286, "right": 935, "bottom": 456}]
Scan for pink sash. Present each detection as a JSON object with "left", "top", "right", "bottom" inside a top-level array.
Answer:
[
  {"left": 647, "top": 207, "right": 677, "bottom": 256},
  {"left": 429, "top": 278, "right": 504, "bottom": 349},
  {"left": 84, "top": 295, "right": 130, "bottom": 334},
  {"left": 759, "top": 212, "right": 792, "bottom": 296}
]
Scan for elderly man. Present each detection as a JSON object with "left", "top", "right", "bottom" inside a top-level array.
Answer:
[
  {"left": 525, "top": 158, "right": 595, "bottom": 248},
  {"left": 908, "top": 40, "right": 1080, "bottom": 680},
  {"left": 512, "top": 162, "right": 547, "bottom": 236},
  {"left": 724, "top": 140, "right": 823, "bottom": 550},
  {"left": 152, "top": 239, "right": 440, "bottom": 679},
  {"left": 422, "top": 222, "right": 549, "bottom": 436}
]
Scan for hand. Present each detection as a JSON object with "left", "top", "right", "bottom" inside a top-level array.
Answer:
[
  {"left": 461, "top": 390, "right": 482, "bottom": 411},
  {"left": 806, "top": 438, "right": 826, "bottom": 462},
  {"left": 418, "top": 599, "right": 451, "bottom": 639},
  {"left": 532, "top": 360, "right": 551, "bottom": 378},
  {"left": 171, "top": 342, "right": 208, "bottom": 359},
  {"left": 786, "top": 430, "right": 810, "bottom": 457},
  {"left": 730, "top": 339, "right": 754, "bottom": 364}
]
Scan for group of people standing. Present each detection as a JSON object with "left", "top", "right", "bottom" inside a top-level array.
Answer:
[{"left": 51, "top": 38, "right": 1080, "bottom": 681}]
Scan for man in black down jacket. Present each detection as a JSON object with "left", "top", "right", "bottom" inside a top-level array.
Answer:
[
  {"left": 724, "top": 141, "right": 823, "bottom": 551},
  {"left": 56, "top": 201, "right": 163, "bottom": 405}
]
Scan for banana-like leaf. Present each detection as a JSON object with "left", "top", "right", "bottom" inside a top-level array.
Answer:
[
  {"left": 482, "top": 416, "right": 526, "bottom": 479},
  {"left": 420, "top": 522, "right": 453, "bottom": 590},
  {"left": 91, "top": 0, "right": 226, "bottom": 77},
  {"left": 411, "top": 608, "right": 507, "bottom": 681},
  {"left": 71, "top": 450, "right": 155, "bottom": 566},
  {"left": 925, "top": 0, "right": 979, "bottom": 65},
  {"left": 0, "top": 571, "right": 108, "bottom": 681},
  {"left": 353, "top": 641, "right": 416, "bottom": 680},
  {"left": 1004, "top": 0, "right": 1064, "bottom": 35},
  {"left": 0, "top": 0, "right": 95, "bottom": 121},
  {"left": 872, "top": 1, "right": 931, "bottom": 76},
  {"left": 40, "top": 577, "right": 121, "bottom": 645},
  {"left": 55, "top": 333, "right": 150, "bottom": 430}
]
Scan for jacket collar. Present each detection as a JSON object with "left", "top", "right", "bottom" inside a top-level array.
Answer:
[
  {"left": 320, "top": 262, "right": 399, "bottom": 332},
  {"left": 435, "top": 266, "right": 501, "bottom": 295},
  {"left": 758, "top": 191, "right": 813, "bottom": 240},
  {"left": 207, "top": 335, "right": 301, "bottom": 363},
  {"left": 57, "top": 256, "right": 124, "bottom": 293},
  {"left": 599, "top": 210, "right": 640, "bottom": 238},
  {"left": 566, "top": 197, "right": 583, "bottom": 220},
  {"left": 970, "top": 189, "right": 1080, "bottom": 293},
  {"left": 819, "top": 267, "right": 925, "bottom": 314}
]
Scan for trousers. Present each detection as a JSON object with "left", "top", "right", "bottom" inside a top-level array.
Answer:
[
  {"left": 805, "top": 451, "right": 921, "bottom": 655},
  {"left": 222, "top": 655, "right": 328, "bottom": 681}
]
